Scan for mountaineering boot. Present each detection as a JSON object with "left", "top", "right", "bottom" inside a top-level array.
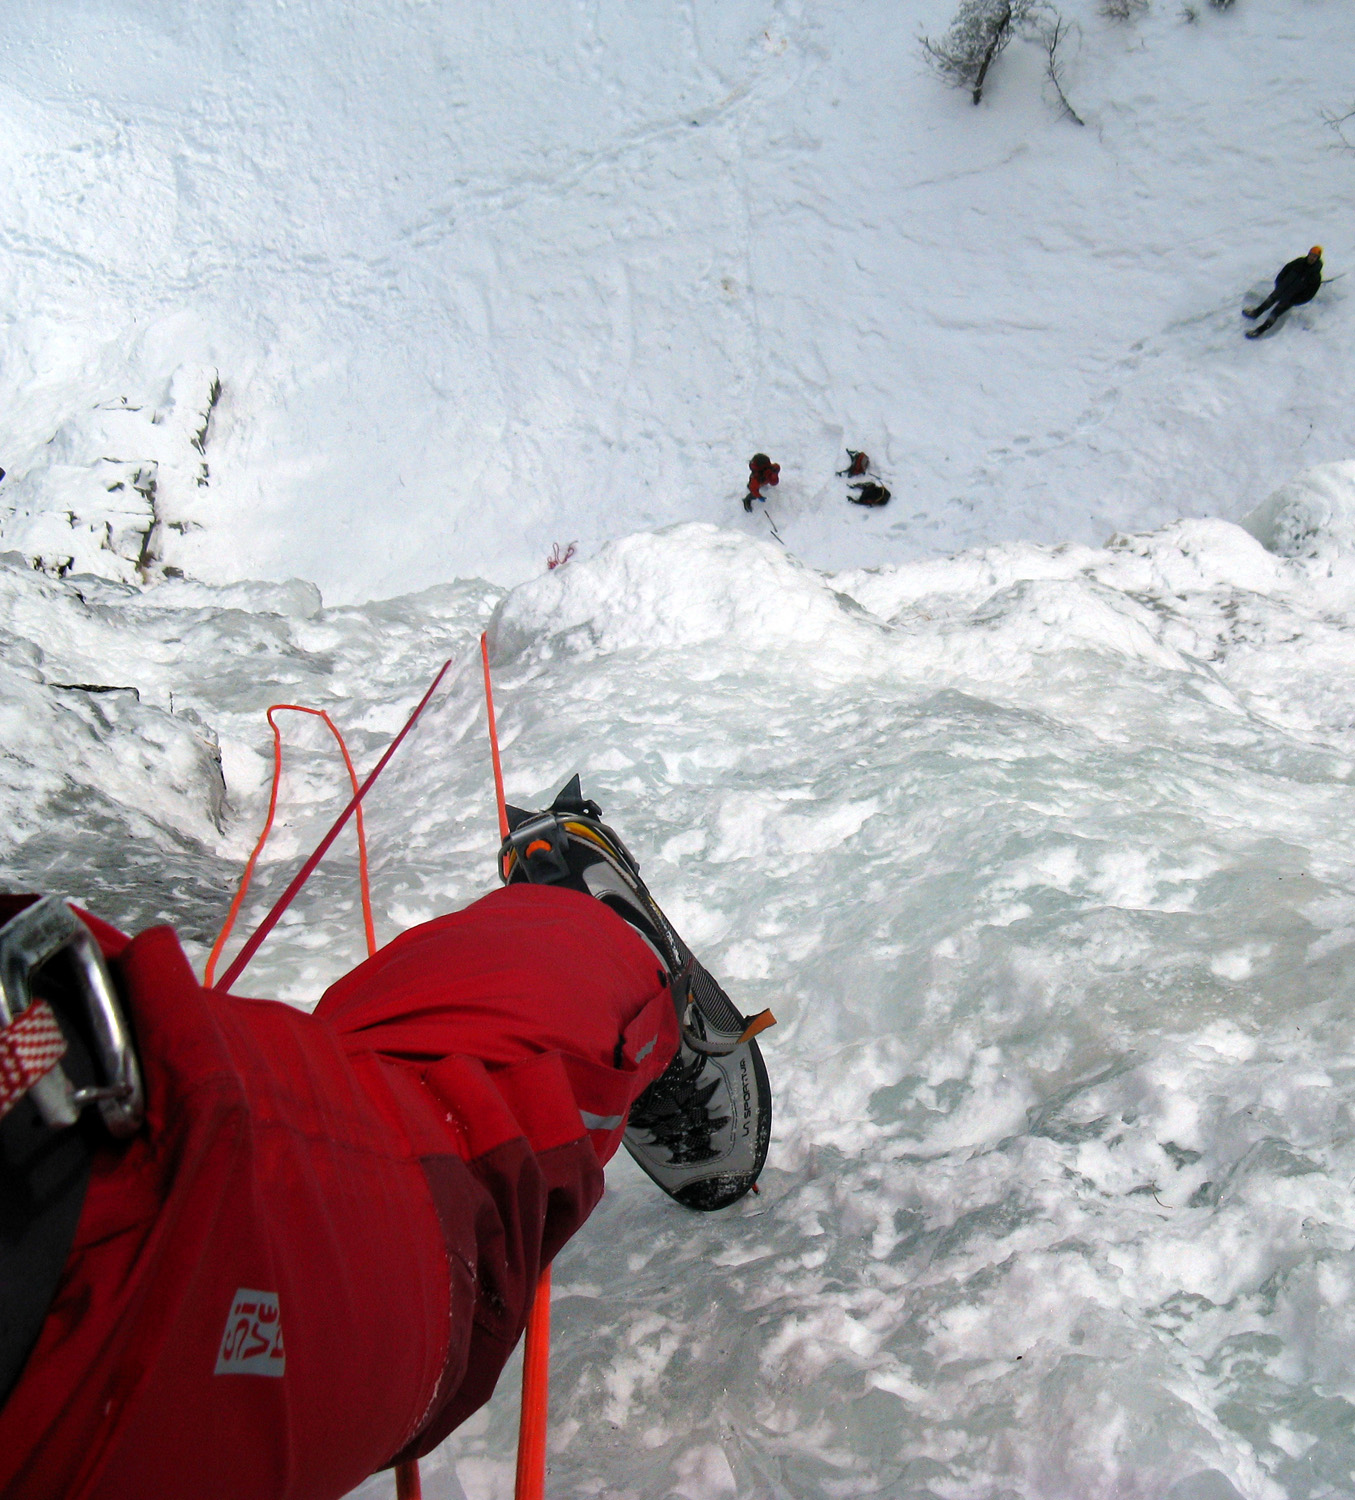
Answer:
[
  {"left": 1246, "top": 314, "right": 1283, "bottom": 339},
  {"left": 1244, "top": 292, "right": 1276, "bottom": 321},
  {"left": 498, "top": 775, "right": 773, "bottom": 1211}
]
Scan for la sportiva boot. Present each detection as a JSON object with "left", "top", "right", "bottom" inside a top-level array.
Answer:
[{"left": 498, "top": 775, "right": 773, "bottom": 1211}]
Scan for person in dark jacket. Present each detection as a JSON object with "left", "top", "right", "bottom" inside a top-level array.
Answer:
[{"left": 1244, "top": 246, "right": 1323, "bottom": 338}]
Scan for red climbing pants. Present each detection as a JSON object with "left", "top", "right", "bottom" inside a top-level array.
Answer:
[{"left": 0, "top": 884, "right": 678, "bottom": 1500}]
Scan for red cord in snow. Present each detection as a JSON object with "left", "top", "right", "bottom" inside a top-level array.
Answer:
[{"left": 211, "top": 658, "right": 453, "bottom": 994}]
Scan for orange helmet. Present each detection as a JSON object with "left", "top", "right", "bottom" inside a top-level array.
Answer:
[{"left": 1310, "top": 245, "right": 1324, "bottom": 258}]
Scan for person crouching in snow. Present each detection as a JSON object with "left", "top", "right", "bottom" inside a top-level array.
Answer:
[
  {"left": 835, "top": 448, "right": 890, "bottom": 508},
  {"left": 1245, "top": 246, "right": 1323, "bottom": 338},
  {"left": 0, "top": 777, "right": 771, "bottom": 1500},
  {"left": 743, "top": 452, "right": 780, "bottom": 511}
]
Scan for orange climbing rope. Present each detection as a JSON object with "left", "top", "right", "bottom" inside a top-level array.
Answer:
[
  {"left": 515, "top": 1276, "right": 552, "bottom": 1500},
  {"left": 481, "top": 632, "right": 509, "bottom": 845},
  {"left": 480, "top": 632, "right": 552, "bottom": 1500},
  {"left": 204, "top": 705, "right": 376, "bottom": 988}
]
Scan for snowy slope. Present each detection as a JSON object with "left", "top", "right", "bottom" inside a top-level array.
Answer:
[
  {"left": 5, "top": 2, "right": 1355, "bottom": 1499},
  {"left": 2, "top": 0, "right": 1353, "bottom": 599}
]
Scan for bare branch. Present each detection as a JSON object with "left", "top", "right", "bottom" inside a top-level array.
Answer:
[
  {"left": 1044, "top": 16, "right": 1085, "bottom": 125},
  {"left": 1321, "top": 103, "right": 1355, "bottom": 152}
]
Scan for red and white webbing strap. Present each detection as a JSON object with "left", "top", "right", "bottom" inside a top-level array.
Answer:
[{"left": 0, "top": 1000, "right": 68, "bottom": 1122}]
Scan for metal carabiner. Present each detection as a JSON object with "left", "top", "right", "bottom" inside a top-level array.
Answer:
[{"left": 0, "top": 896, "right": 144, "bottom": 1138}]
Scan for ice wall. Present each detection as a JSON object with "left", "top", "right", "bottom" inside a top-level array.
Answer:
[{"left": 8, "top": 486, "right": 1355, "bottom": 1495}]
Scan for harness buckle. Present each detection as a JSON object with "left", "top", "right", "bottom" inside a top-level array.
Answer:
[
  {"left": 0, "top": 896, "right": 144, "bottom": 1137},
  {"left": 500, "top": 812, "right": 572, "bottom": 883}
]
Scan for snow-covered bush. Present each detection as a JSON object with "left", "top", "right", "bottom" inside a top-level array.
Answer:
[
  {"left": 922, "top": 0, "right": 1044, "bottom": 105},
  {"left": 0, "top": 365, "right": 221, "bottom": 586}
]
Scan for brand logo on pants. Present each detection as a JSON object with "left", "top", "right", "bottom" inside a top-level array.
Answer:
[{"left": 215, "top": 1289, "right": 286, "bottom": 1377}]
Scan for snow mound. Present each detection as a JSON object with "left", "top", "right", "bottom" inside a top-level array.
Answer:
[
  {"left": 491, "top": 517, "right": 1305, "bottom": 720},
  {"left": 489, "top": 522, "right": 883, "bottom": 665},
  {"left": 1240, "top": 460, "right": 1355, "bottom": 566},
  {"left": 124, "top": 575, "right": 323, "bottom": 619},
  {"left": 836, "top": 518, "right": 1285, "bottom": 624}
]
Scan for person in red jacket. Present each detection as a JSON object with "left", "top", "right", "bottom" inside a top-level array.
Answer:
[
  {"left": 743, "top": 452, "right": 780, "bottom": 512},
  {"left": 0, "top": 780, "right": 771, "bottom": 1500}
]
